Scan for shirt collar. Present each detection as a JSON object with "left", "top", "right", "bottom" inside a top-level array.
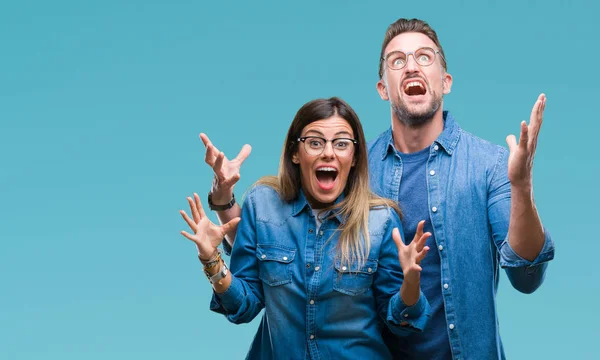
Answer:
[
  {"left": 291, "top": 189, "right": 346, "bottom": 224},
  {"left": 381, "top": 110, "right": 461, "bottom": 160}
]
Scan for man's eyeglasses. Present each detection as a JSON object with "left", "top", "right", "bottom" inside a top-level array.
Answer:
[
  {"left": 297, "top": 136, "right": 357, "bottom": 157},
  {"left": 382, "top": 47, "right": 444, "bottom": 71}
]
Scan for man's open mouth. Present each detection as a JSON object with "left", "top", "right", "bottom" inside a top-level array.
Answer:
[{"left": 404, "top": 80, "right": 427, "bottom": 96}]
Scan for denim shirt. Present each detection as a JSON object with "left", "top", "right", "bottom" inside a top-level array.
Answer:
[
  {"left": 210, "top": 185, "right": 431, "bottom": 360},
  {"left": 367, "top": 111, "right": 555, "bottom": 360}
]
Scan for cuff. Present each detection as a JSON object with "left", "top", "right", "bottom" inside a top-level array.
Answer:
[
  {"left": 388, "top": 290, "right": 430, "bottom": 331},
  {"left": 209, "top": 276, "right": 244, "bottom": 315},
  {"left": 499, "top": 227, "right": 555, "bottom": 271}
]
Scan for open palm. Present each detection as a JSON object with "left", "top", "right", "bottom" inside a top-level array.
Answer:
[
  {"left": 506, "top": 93, "right": 546, "bottom": 188},
  {"left": 180, "top": 193, "right": 240, "bottom": 260},
  {"left": 200, "top": 133, "right": 251, "bottom": 197}
]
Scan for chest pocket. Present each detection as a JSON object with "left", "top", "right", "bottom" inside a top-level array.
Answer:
[
  {"left": 333, "top": 258, "right": 378, "bottom": 296},
  {"left": 256, "top": 244, "right": 296, "bottom": 286}
]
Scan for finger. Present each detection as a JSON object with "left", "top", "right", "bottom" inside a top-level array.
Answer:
[
  {"left": 518, "top": 121, "right": 528, "bottom": 150},
  {"left": 187, "top": 196, "right": 201, "bottom": 223},
  {"left": 213, "top": 152, "right": 226, "bottom": 179},
  {"left": 530, "top": 94, "right": 546, "bottom": 150},
  {"left": 180, "top": 230, "right": 198, "bottom": 243},
  {"left": 506, "top": 134, "right": 517, "bottom": 153},
  {"left": 392, "top": 228, "right": 405, "bottom": 250},
  {"left": 204, "top": 144, "right": 219, "bottom": 166},
  {"left": 415, "top": 232, "right": 431, "bottom": 252},
  {"left": 200, "top": 133, "right": 219, "bottom": 164},
  {"left": 412, "top": 220, "right": 425, "bottom": 249},
  {"left": 528, "top": 94, "right": 544, "bottom": 138},
  {"left": 234, "top": 144, "right": 252, "bottom": 164},
  {"left": 179, "top": 211, "right": 197, "bottom": 232},
  {"left": 530, "top": 93, "right": 546, "bottom": 126},
  {"left": 220, "top": 217, "right": 241, "bottom": 237},
  {"left": 415, "top": 246, "right": 430, "bottom": 263},
  {"left": 199, "top": 133, "right": 211, "bottom": 148},
  {"left": 221, "top": 173, "right": 241, "bottom": 189},
  {"left": 415, "top": 220, "right": 425, "bottom": 238},
  {"left": 194, "top": 193, "right": 205, "bottom": 219}
]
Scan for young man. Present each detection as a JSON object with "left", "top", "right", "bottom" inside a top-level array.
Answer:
[{"left": 200, "top": 18, "right": 554, "bottom": 360}]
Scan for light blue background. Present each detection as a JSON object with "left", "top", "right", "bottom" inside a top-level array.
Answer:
[{"left": 1, "top": 1, "right": 597, "bottom": 359}]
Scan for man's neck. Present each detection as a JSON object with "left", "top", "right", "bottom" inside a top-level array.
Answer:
[{"left": 391, "top": 109, "right": 445, "bottom": 154}]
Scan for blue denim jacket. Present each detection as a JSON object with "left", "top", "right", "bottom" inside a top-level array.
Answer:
[
  {"left": 367, "top": 111, "right": 555, "bottom": 360},
  {"left": 211, "top": 185, "right": 431, "bottom": 360}
]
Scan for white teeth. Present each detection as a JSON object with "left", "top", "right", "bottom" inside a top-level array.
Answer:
[
  {"left": 405, "top": 81, "right": 424, "bottom": 91},
  {"left": 317, "top": 167, "right": 337, "bottom": 172}
]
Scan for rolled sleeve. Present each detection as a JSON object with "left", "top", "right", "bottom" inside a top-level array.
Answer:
[
  {"left": 499, "top": 227, "right": 555, "bottom": 270},
  {"left": 210, "top": 276, "right": 246, "bottom": 315},
  {"left": 388, "top": 290, "right": 431, "bottom": 332}
]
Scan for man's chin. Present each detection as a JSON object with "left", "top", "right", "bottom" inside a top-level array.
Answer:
[{"left": 392, "top": 103, "right": 437, "bottom": 127}]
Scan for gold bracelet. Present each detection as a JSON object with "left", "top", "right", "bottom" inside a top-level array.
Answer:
[
  {"left": 199, "top": 249, "right": 221, "bottom": 265},
  {"left": 203, "top": 252, "right": 222, "bottom": 271}
]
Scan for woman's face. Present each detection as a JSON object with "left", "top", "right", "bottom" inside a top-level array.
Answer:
[{"left": 292, "top": 115, "right": 356, "bottom": 209}]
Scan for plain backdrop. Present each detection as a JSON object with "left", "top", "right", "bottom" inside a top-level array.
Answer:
[{"left": 1, "top": 1, "right": 598, "bottom": 359}]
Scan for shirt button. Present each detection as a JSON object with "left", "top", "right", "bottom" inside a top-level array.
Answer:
[
  {"left": 403, "top": 313, "right": 409, "bottom": 318},
  {"left": 444, "top": 283, "right": 449, "bottom": 289},
  {"left": 449, "top": 324, "right": 455, "bottom": 330},
  {"left": 434, "top": 145, "right": 439, "bottom": 151},
  {"left": 308, "top": 228, "right": 314, "bottom": 233},
  {"left": 430, "top": 170, "right": 436, "bottom": 176},
  {"left": 319, "top": 230, "right": 324, "bottom": 236},
  {"left": 342, "top": 266, "right": 347, "bottom": 271},
  {"left": 310, "top": 300, "right": 315, "bottom": 305},
  {"left": 283, "top": 256, "right": 288, "bottom": 261},
  {"left": 306, "top": 263, "right": 311, "bottom": 268},
  {"left": 314, "top": 266, "right": 320, "bottom": 271},
  {"left": 261, "top": 255, "right": 266, "bottom": 259},
  {"left": 310, "top": 334, "right": 315, "bottom": 340},
  {"left": 438, "top": 245, "right": 443, "bottom": 251},
  {"left": 432, "top": 206, "right": 438, "bottom": 212},
  {"left": 367, "top": 268, "right": 372, "bottom": 273}
]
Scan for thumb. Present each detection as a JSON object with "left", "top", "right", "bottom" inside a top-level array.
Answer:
[
  {"left": 221, "top": 217, "right": 241, "bottom": 236},
  {"left": 392, "top": 227, "right": 405, "bottom": 251},
  {"left": 235, "top": 144, "right": 252, "bottom": 163},
  {"left": 506, "top": 134, "right": 517, "bottom": 153}
]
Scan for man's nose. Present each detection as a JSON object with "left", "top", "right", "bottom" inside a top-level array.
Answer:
[{"left": 404, "top": 53, "right": 420, "bottom": 73}]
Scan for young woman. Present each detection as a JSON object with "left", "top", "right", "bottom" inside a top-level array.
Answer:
[{"left": 180, "top": 97, "right": 431, "bottom": 359}]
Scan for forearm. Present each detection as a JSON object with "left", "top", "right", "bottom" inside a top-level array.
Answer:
[
  {"left": 399, "top": 278, "right": 420, "bottom": 307},
  {"left": 210, "top": 188, "right": 242, "bottom": 246},
  {"left": 204, "top": 258, "right": 233, "bottom": 294},
  {"left": 384, "top": 288, "right": 430, "bottom": 334},
  {"left": 508, "top": 185, "right": 545, "bottom": 261},
  {"left": 216, "top": 204, "right": 241, "bottom": 246}
]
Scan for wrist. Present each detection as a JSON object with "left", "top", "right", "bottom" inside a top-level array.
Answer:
[
  {"left": 204, "top": 259, "right": 223, "bottom": 276},
  {"left": 210, "top": 189, "right": 233, "bottom": 204},
  {"left": 208, "top": 192, "right": 236, "bottom": 211},
  {"left": 511, "top": 183, "right": 533, "bottom": 196},
  {"left": 210, "top": 177, "right": 234, "bottom": 204},
  {"left": 400, "top": 281, "right": 420, "bottom": 307},
  {"left": 402, "top": 271, "right": 421, "bottom": 286},
  {"left": 198, "top": 247, "right": 219, "bottom": 262}
]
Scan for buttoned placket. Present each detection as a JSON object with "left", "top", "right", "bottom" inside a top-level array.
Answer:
[
  {"left": 305, "top": 213, "right": 325, "bottom": 359},
  {"left": 427, "top": 143, "right": 462, "bottom": 359}
]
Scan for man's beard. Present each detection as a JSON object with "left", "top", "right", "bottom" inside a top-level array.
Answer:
[{"left": 391, "top": 90, "right": 443, "bottom": 127}]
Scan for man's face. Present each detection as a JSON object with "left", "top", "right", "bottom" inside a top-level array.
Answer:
[{"left": 377, "top": 32, "right": 452, "bottom": 127}]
